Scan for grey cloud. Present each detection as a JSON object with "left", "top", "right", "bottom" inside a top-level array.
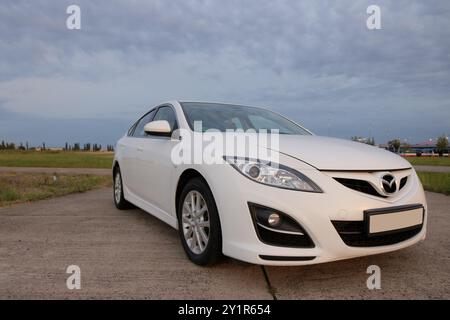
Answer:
[{"left": 0, "top": 0, "right": 449, "bottom": 144}]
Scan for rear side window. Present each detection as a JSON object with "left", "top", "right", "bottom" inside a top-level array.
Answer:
[
  {"left": 153, "top": 106, "right": 178, "bottom": 131},
  {"left": 132, "top": 109, "right": 156, "bottom": 137}
]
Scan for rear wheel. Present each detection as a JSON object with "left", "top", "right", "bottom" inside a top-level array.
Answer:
[
  {"left": 113, "top": 166, "right": 132, "bottom": 210},
  {"left": 177, "top": 178, "right": 222, "bottom": 265}
]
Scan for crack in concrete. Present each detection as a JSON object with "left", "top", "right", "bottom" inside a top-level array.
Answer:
[{"left": 261, "top": 266, "right": 277, "bottom": 300}]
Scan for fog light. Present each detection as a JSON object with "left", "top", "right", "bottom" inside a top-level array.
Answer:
[
  {"left": 268, "top": 213, "right": 280, "bottom": 226},
  {"left": 248, "top": 203, "right": 315, "bottom": 248}
]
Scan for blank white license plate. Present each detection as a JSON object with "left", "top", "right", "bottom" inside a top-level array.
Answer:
[{"left": 368, "top": 207, "right": 424, "bottom": 235}]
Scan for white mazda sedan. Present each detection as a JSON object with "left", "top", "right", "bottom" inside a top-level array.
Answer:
[{"left": 113, "top": 101, "right": 427, "bottom": 266}]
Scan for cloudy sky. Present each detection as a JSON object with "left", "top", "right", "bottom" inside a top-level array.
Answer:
[{"left": 0, "top": 0, "right": 449, "bottom": 147}]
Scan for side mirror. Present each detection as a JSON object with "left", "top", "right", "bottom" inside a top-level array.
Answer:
[{"left": 144, "top": 120, "right": 172, "bottom": 136}]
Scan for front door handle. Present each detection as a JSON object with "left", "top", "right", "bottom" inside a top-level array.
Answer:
[{"left": 137, "top": 146, "right": 144, "bottom": 152}]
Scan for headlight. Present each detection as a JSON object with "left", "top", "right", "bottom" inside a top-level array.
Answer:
[{"left": 224, "top": 157, "right": 322, "bottom": 192}]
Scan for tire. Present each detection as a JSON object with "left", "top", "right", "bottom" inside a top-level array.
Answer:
[
  {"left": 113, "top": 166, "right": 132, "bottom": 210},
  {"left": 177, "top": 177, "right": 222, "bottom": 266}
]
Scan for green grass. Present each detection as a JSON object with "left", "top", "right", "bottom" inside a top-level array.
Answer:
[
  {"left": 406, "top": 156, "right": 450, "bottom": 166},
  {"left": 417, "top": 172, "right": 450, "bottom": 195},
  {"left": 0, "top": 172, "right": 112, "bottom": 207},
  {"left": 0, "top": 150, "right": 114, "bottom": 168}
]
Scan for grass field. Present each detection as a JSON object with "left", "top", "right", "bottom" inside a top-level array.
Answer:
[
  {"left": 0, "top": 172, "right": 112, "bottom": 207},
  {"left": 1, "top": 150, "right": 449, "bottom": 169},
  {"left": 0, "top": 150, "right": 114, "bottom": 168},
  {"left": 417, "top": 172, "right": 450, "bottom": 196},
  {"left": 406, "top": 156, "right": 450, "bottom": 166}
]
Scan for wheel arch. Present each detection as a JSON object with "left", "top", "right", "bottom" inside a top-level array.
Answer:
[
  {"left": 175, "top": 168, "right": 217, "bottom": 217},
  {"left": 176, "top": 169, "right": 204, "bottom": 213},
  {"left": 112, "top": 160, "right": 120, "bottom": 178}
]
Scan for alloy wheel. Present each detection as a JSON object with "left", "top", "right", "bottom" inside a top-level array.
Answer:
[
  {"left": 114, "top": 172, "right": 122, "bottom": 204},
  {"left": 182, "top": 190, "right": 210, "bottom": 254}
]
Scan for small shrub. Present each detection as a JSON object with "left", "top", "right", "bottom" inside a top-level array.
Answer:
[{"left": 0, "top": 188, "right": 20, "bottom": 202}]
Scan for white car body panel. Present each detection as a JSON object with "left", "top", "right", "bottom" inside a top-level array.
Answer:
[
  {"left": 113, "top": 100, "right": 427, "bottom": 266},
  {"left": 274, "top": 135, "right": 412, "bottom": 171}
]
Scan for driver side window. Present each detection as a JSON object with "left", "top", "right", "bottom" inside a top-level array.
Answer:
[
  {"left": 153, "top": 106, "right": 178, "bottom": 131},
  {"left": 132, "top": 109, "right": 156, "bottom": 137}
]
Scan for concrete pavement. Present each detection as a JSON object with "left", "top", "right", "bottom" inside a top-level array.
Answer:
[
  {"left": 0, "top": 188, "right": 449, "bottom": 299},
  {"left": 414, "top": 165, "right": 450, "bottom": 173},
  {"left": 0, "top": 189, "right": 270, "bottom": 299}
]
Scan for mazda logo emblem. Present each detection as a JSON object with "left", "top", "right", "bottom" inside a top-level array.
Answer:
[{"left": 381, "top": 174, "right": 397, "bottom": 194}]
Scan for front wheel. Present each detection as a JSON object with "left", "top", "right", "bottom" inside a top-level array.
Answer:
[{"left": 177, "top": 178, "right": 222, "bottom": 266}]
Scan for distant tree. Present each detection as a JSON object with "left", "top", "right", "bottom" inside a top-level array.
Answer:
[
  {"left": 92, "top": 143, "right": 102, "bottom": 152},
  {"left": 42, "top": 142, "right": 46, "bottom": 150},
  {"left": 26, "top": 141, "right": 29, "bottom": 150},
  {"left": 388, "top": 139, "right": 401, "bottom": 153},
  {"left": 83, "top": 143, "right": 91, "bottom": 151},
  {"left": 18, "top": 143, "right": 25, "bottom": 151},
  {"left": 436, "top": 135, "right": 449, "bottom": 156},
  {"left": 65, "top": 142, "right": 68, "bottom": 151},
  {"left": 73, "top": 143, "right": 80, "bottom": 151}
]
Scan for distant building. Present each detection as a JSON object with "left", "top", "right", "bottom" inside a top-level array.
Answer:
[
  {"left": 379, "top": 139, "right": 449, "bottom": 155},
  {"left": 409, "top": 140, "right": 438, "bottom": 154},
  {"left": 33, "top": 147, "right": 64, "bottom": 152}
]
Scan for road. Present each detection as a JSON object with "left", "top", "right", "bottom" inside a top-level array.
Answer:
[
  {"left": 413, "top": 165, "right": 450, "bottom": 173},
  {"left": 0, "top": 188, "right": 449, "bottom": 299}
]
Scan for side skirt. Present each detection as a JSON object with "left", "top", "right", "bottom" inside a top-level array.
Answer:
[{"left": 123, "top": 185, "right": 178, "bottom": 229}]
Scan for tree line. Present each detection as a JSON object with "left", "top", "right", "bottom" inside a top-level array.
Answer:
[
  {"left": 351, "top": 134, "right": 449, "bottom": 156},
  {"left": 63, "top": 142, "right": 114, "bottom": 152},
  {"left": 0, "top": 140, "right": 114, "bottom": 152},
  {"left": 351, "top": 136, "right": 375, "bottom": 145}
]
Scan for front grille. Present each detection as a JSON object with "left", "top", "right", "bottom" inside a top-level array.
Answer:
[
  {"left": 334, "top": 175, "right": 409, "bottom": 198},
  {"left": 399, "top": 176, "right": 408, "bottom": 189},
  {"left": 334, "top": 178, "right": 386, "bottom": 198},
  {"left": 332, "top": 220, "right": 423, "bottom": 247}
]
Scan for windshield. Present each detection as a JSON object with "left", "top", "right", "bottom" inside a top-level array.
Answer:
[{"left": 180, "top": 102, "right": 311, "bottom": 135}]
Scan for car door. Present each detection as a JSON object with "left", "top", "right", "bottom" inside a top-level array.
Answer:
[
  {"left": 134, "top": 105, "right": 180, "bottom": 215},
  {"left": 125, "top": 109, "right": 156, "bottom": 196}
]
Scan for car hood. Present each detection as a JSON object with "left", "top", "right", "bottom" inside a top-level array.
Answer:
[{"left": 270, "top": 135, "right": 412, "bottom": 171}]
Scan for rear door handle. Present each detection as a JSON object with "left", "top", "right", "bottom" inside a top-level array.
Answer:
[{"left": 137, "top": 146, "right": 144, "bottom": 152}]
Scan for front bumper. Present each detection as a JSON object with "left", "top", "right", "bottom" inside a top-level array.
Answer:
[{"left": 206, "top": 155, "right": 427, "bottom": 266}]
